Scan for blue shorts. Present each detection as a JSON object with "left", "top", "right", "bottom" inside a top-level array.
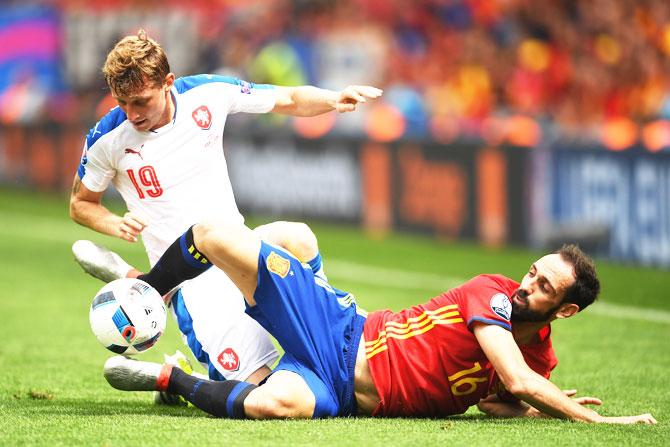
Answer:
[{"left": 246, "top": 241, "right": 366, "bottom": 418}]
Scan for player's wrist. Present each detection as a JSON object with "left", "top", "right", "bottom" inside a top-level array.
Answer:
[
  {"left": 584, "top": 410, "right": 605, "bottom": 423},
  {"left": 326, "top": 90, "right": 340, "bottom": 110},
  {"left": 110, "top": 215, "right": 124, "bottom": 237}
]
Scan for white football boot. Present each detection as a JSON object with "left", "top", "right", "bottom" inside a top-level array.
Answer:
[
  {"left": 103, "top": 356, "right": 163, "bottom": 391},
  {"left": 72, "top": 240, "right": 133, "bottom": 283}
]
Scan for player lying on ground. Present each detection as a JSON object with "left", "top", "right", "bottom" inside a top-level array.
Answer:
[{"left": 92, "top": 220, "right": 656, "bottom": 423}]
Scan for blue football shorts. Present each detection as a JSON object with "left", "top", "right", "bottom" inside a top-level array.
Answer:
[{"left": 246, "top": 241, "right": 366, "bottom": 417}]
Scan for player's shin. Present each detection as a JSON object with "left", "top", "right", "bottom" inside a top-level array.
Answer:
[
  {"left": 138, "top": 226, "right": 212, "bottom": 295},
  {"left": 164, "top": 367, "right": 256, "bottom": 419}
]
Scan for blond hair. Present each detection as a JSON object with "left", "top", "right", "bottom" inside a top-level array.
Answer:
[{"left": 102, "top": 29, "right": 170, "bottom": 96}]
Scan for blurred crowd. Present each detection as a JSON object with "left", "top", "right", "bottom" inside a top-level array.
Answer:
[{"left": 3, "top": 0, "right": 670, "bottom": 148}]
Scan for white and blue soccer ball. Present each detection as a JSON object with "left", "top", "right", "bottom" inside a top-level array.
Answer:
[{"left": 89, "top": 278, "right": 166, "bottom": 355}]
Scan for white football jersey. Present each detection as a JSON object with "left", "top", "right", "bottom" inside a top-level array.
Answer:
[
  {"left": 78, "top": 75, "right": 277, "bottom": 265},
  {"left": 78, "top": 75, "right": 280, "bottom": 380}
]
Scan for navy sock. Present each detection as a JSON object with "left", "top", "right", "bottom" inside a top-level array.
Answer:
[
  {"left": 167, "top": 368, "right": 255, "bottom": 418},
  {"left": 138, "top": 226, "right": 211, "bottom": 295}
]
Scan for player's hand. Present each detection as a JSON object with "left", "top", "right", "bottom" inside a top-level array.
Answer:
[
  {"left": 600, "top": 413, "right": 657, "bottom": 424},
  {"left": 523, "top": 390, "right": 602, "bottom": 419},
  {"left": 565, "top": 389, "right": 655, "bottom": 424},
  {"left": 119, "top": 212, "right": 147, "bottom": 242},
  {"left": 335, "top": 85, "right": 383, "bottom": 113},
  {"left": 563, "top": 389, "right": 602, "bottom": 406}
]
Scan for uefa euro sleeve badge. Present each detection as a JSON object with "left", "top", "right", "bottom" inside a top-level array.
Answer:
[{"left": 490, "top": 293, "right": 512, "bottom": 321}]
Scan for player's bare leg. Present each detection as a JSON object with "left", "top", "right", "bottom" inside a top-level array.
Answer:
[
  {"left": 76, "top": 220, "right": 322, "bottom": 310},
  {"left": 190, "top": 220, "right": 324, "bottom": 307},
  {"left": 74, "top": 220, "right": 320, "bottom": 291},
  {"left": 243, "top": 370, "right": 315, "bottom": 418},
  {"left": 191, "top": 222, "right": 263, "bottom": 306}
]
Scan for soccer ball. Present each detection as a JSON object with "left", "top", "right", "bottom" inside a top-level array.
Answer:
[{"left": 89, "top": 278, "right": 166, "bottom": 355}]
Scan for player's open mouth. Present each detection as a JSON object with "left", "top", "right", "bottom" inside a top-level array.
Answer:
[{"left": 132, "top": 119, "right": 146, "bottom": 127}]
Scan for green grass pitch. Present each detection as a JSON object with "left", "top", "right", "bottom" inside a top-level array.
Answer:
[{"left": 0, "top": 188, "right": 668, "bottom": 446}]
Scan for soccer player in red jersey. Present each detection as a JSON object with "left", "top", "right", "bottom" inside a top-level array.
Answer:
[{"left": 95, "top": 220, "right": 656, "bottom": 424}]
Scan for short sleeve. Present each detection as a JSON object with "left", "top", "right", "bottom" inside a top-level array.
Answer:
[
  {"left": 175, "top": 75, "right": 277, "bottom": 115},
  {"left": 78, "top": 139, "right": 115, "bottom": 192},
  {"left": 76, "top": 107, "right": 125, "bottom": 192},
  {"left": 459, "top": 275, "right": 513, "bottom": 332},
  {"left": 224, "top": 78, "right": 276, "bottom": 114}
]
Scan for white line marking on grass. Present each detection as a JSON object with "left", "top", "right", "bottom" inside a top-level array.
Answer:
[
  {"left": 327, "top": 260, "right": 464, "bottom": 291},
  {"left": 587, "top": 302, "right": 670, "bottom": 324},
  {"left": 327, "top": 260, "right": 670, "bottom": 324}
]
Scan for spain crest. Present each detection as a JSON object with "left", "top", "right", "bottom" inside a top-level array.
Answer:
[{"left": 267, "top": 251, "right": 290, "bottom": 278}]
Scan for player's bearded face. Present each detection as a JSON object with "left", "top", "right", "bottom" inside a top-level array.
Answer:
[
  {"left": 510, "top": 289, "right": 562, "bottom": 322},
  {"left": 511, "top": 254, "right": 574, "bottom": 323}
]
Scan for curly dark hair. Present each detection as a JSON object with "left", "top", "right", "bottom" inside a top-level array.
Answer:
[{"left": 556, "top": 244, "right": 600, "bottom": 311}]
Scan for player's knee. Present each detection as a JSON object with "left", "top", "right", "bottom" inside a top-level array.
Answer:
[
  {"left": 254, "top": 221, "right": 318, "bottom": 262},
  {"left": 193, "top": 220, "right": 237, "bottom": 254},
  {"left": 277, "top": 222, "right": 318, "bottom": 262},
  {"left": 192, "top": 222, "right": 216, "bottom": 252}
]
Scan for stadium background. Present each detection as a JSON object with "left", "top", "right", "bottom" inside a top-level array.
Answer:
[
  {"left": 1, "top": 0, "right": 670, "bottom": 266},
  {"left": 0, "top": 1, "right": 669, "bottom": 445}
]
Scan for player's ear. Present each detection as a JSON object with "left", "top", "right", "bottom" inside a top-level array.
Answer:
[
  {"left": 554, "top": 303, "right": 580, "bottom": 319},
  {"left": 164, "top": 73, "right": 175, "bottom": 90}
]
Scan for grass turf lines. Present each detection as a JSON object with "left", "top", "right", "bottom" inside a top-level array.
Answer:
[{"left": 0, "top": 188, "right": 668, "bottom": 446}]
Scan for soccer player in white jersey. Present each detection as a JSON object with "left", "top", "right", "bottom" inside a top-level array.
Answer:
[{"left": 69, "top": 30, "right": 382, "bottom": 387}]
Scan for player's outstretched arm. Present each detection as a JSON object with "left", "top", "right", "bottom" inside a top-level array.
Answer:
[
  {"left": 474, "top": 323, "right": 657, "bottom": 424},
  {"left": 70, "top": 174, "right": 147, "bottom": 242},
  {"left": 271, "top": 85, "right": 382, "bottom": 116}
]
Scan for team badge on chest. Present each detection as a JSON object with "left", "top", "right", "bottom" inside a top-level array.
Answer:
[{"left": 192, "top": 105, "right": 212, "bottom": 129}]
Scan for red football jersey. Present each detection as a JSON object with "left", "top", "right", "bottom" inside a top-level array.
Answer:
[{"left": 363, "top": 274, "right": 555, "bottom": 417}]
